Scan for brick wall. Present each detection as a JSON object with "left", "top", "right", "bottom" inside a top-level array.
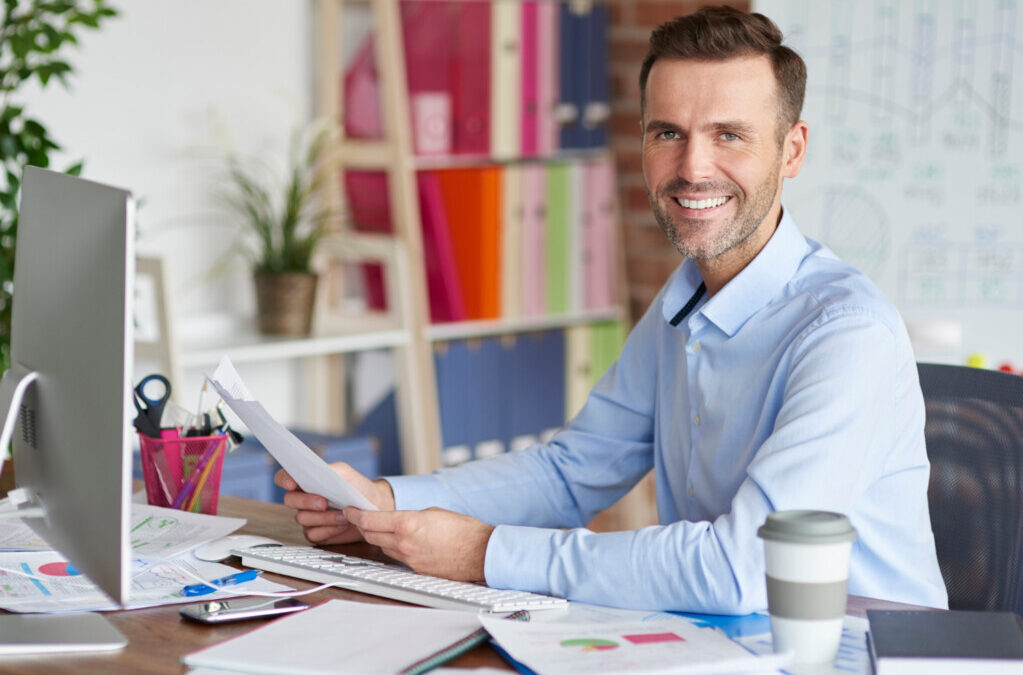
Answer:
[{"left": 608, "top": 1, "right": 750, "bottom": 321}]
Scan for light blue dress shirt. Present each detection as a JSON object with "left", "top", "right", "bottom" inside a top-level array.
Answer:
[{"left": 388, "top": 209, "right": 949, "bottom": 614}]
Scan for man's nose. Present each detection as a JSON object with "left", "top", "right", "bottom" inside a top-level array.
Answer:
[{"left": 676, "top": 138, "right": 714, "bottom": 182}]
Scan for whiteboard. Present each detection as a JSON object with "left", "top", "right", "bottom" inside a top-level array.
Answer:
[{"left": 754, "top": 0, "right": 1023, "bottom": 367}]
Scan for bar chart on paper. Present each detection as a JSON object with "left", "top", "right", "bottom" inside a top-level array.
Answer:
[
  {"left": 481, "top": 615, "right": 791, "bottom": 674},
  {"left": 559, "top": 637, "right": 620, "bottom": 652}
]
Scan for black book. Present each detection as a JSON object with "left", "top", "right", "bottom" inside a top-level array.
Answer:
[{"left": 867, "top": 609, "right": 1023, "bottom": 675}]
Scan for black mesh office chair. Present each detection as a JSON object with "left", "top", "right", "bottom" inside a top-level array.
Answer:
[{"left": 918, "top": 362, "right": 1023, "bottom": 614}]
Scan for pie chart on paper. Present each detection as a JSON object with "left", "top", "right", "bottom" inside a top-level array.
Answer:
[
  {"left": 38, "top": 562, "right": 82, "bottom": 577},
  {"left": 559, "top": 638, "right": 619, "bottom": 652}
]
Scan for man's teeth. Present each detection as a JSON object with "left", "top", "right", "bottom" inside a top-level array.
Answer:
[{"left": 676, "top": 196, "right": 729, "bottom": 210}]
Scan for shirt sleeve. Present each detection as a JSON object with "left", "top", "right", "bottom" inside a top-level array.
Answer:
[
  {"left": 387, "top": 296, "right": 664, "bottom": 528},
  {"left": 484, "top": 309, "right": 911, "bottom": 614}
]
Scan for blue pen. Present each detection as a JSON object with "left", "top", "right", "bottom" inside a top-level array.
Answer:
[{"left": 182, "top": 569, "right": 262, "bottom": 597}]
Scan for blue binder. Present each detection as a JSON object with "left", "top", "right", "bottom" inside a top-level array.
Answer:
[
  {"left": 433, "top": 332, "right": 566, "bottom": 461},
  {"left": 504, "top": 331, "right": 566, "bottom": 449},
  {"left": 582, "top": 3, "right": 609, "bottom": 148},
  {"left": 558, "top": 2, "right": 587, "bottom": 149},
  {"left": 354, "top": 389, "right": 402, "bottom": 476},
  {"left": 435, "top": 340, "right": 485, "bottom": 456}
]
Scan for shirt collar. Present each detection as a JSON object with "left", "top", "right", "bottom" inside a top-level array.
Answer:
[
  {"left": 661, "top": 255, "right": 706, "bottom": 325},
  {"left": 661, "top": 207, "right": 810, "bottom": 336}
]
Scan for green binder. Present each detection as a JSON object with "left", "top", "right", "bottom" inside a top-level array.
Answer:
[
  {"left": 546, "top": 163, "right": 571, "bottom": 314},
  {"left": 590, "top": 320, "right": 626, "bottom": 386}
]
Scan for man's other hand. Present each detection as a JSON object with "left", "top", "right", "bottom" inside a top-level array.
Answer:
[
  {"left": 344, "top": 507, "right": 494, "bottom": 582},
  {"left": 273, "top": 462, "right": 396, "bottom": 545}
]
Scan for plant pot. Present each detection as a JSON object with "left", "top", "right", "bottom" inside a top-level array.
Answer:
[{"left": 254, "top": 272, "right": 319, "bottom": 336}]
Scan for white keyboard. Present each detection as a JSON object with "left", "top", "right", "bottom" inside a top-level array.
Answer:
[{"left": 236, "top": 546, "right": 568, "bottom": 613}]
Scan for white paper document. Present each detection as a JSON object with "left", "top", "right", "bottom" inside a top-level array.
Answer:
[
  {"left": 481, "top": 613, "right": 791, "bottom": 675},
  {"left": 0, "top": 518, "right": 50, "bottom": 552},
  {"left": 129, "top": 503, "right": 247, "bottom": 558},
  {"left": 209, "top": 358, "right": 377, "bottom": 511},
  {"left": 0, "top": 503, "right": 245, "bottom": 558},
  {"left": 0, "top": 551, "right": 292, "bottom": 613},
  {"left": 734, "top": 614, "right": 871, "bottom": 675},
  {"left": 184, "top": 599, "right": 483, "bottom": 674}
]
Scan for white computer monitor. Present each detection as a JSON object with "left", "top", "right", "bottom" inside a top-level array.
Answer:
[{"left": 0, "top": 166, "right": 134, "bottom": 612}]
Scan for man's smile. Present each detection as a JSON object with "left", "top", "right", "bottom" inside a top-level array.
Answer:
[{"left": 670, "top": 195, "right": 733, "bottom": 216}]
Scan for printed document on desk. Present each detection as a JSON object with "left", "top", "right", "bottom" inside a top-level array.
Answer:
[
  {"left": 729, "top": 613, "right": 871, "bottom": 675},
  {"left": 480, "top": 613, "right": 791, "bottom": 674},
  {"left": 210, "top": 357, "right": 377, "bottom": 511},
  {"left": 0, "top": 503, "right": 245, "bottom": 558},
  {"left": 0, "top": 551, "right": 291, "bottom": 613}
]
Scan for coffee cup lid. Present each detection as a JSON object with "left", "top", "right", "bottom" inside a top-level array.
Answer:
[{"left": 757, "top": 510, "right": 858, "bottom": 544}]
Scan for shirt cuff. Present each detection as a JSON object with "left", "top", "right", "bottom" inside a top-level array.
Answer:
[
  {"left": 484, "top": 525, "right": 559, "bottom": 594},
  {"left": 384, "top": 474, "right": 447, "bottom": 511}
]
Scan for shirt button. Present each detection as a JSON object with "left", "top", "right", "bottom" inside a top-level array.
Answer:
[
  {"left": 694, "top": 415, "right": 701, "bottom": 425},
  {"left": 693, "top": 342, "right": 702, "bottom": 352}
]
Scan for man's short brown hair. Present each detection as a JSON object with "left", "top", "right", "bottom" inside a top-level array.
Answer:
[{"left": 639, "top": 6, "right": 806, "bottom": 139}]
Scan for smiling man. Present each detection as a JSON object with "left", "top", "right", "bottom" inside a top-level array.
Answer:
[{"left": 276, "top": 6, "right": 949, "bottom": 613}]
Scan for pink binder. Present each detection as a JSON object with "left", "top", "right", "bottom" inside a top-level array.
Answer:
[
  {"left": 536, "top": 0, "right": 559, "bottom": 155},
  {"left": 452, "top": 0, "right": 491, "bottom": 155},
  {"left": 418, "top": 171, "right": 467, "bottom": 323},
  {"left": 520, "top": 164, "right": 548, "bottom": 316},
  {"left": 402, "top": 0, "right": 455, "bottom": 156},
  {"left": 584, "top": 158, "right": 617, "bottom": 310},
  {"left": 520, "top": 1, "right": 540, "bottom": 157}
]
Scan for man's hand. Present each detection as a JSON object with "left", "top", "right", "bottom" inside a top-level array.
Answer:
[
  {"left": 273, "top": 462, "right": 395, "bottom": 545},
  {"left": 344, "top": 507, "right": 494, "bottom": 582}
]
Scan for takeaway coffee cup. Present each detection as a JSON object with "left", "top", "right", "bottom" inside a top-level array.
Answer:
[{"left": 757, "top": 510, "right": 858, "bottom": 664}]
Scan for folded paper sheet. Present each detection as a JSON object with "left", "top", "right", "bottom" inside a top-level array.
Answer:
[{"left": 209, "top": 358, "right": 378, "bottom": 512}]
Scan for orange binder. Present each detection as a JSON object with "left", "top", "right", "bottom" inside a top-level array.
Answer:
[{"left": 437, "top": 167, "right": 503, "bottom": 320}]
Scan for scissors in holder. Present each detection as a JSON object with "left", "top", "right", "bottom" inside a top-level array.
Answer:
[{"left": 133, "top": 373, "right": 172, "bottom": 438}]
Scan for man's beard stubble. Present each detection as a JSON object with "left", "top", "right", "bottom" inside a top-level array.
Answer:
[{"left": 648, "top": 163, "right": 782, "bottom": 261}]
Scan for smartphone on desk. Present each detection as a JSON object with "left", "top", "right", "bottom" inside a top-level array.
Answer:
[{"left": 180, "top": 597, "right": 309, "bottom": 624}]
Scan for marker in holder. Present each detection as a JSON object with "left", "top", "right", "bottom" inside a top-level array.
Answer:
[{"left": 138, "top": 433, "right": 228, "bottom": 515}]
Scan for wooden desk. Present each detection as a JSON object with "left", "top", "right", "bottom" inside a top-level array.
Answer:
[{"left": 0, "top": 495, "right": 928, "bottom": 674}]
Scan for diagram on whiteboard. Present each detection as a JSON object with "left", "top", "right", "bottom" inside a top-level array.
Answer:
[
  {"left": 756, "top": 0, "right": 1023, "bottom": 362},
  {"left": 789, "top": 186, "right": 891, "bottom": 278}
]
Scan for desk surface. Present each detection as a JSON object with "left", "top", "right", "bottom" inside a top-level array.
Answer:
[{"left": 0, "top": 495, "right": 927, "bottom": 674}]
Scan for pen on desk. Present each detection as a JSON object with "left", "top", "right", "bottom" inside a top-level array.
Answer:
[{"left": 182, "top": 569, "right": 262, "bottom": 597}]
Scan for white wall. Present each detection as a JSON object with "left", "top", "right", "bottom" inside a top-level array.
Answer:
[
  {"left": 14, "top": 0, "right": 339, "bottom": 421},
  {"left": 15, "top": 1, "right": 398, "bottom": 426},
  {"left": 19, "top": 0, "right": 315, "bottom": 317}
]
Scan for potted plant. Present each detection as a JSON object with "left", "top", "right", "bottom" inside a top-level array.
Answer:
[{"left": 219, "top": 121, "right": 336, "bottom": 336}]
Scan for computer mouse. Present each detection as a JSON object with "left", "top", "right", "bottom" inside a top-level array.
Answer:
[{"left": 193, "top": 534, "right": 285, "bottom": 562}]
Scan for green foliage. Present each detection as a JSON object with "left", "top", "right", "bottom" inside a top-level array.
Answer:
[
  {"left": 0, "top": 0, "right": 118, "bottom": 370},
  {"left": 219, "top": 121, "right": 336, "bottom": 275}
]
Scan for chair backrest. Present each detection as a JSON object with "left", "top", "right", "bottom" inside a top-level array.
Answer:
[{"left": 918, "top": 362, "right": 1023, "bottom": 614}]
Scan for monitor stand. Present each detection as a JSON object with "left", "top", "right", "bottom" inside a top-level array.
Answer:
[
  {"left": 0, "top": 365, "right": 127, "bottom": 653},
  {"left": 0, "top": 613, "right": 127, "bottom": 654}
]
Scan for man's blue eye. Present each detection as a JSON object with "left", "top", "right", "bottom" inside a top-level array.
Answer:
[
  {"left": 658, "top": 131, "right": 678, "bottom": 140},
  {"left": 720, "top": 132, "right": 740, "bottom": 141}
]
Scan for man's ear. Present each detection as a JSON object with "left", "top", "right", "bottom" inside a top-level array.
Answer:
[{"left": 781, "top": 121, "right": 808, "bottom": 179}]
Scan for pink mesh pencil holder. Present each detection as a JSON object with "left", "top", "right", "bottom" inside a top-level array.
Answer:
[{"left": 138, "top": 433, "right": 227, "bottom": 515}]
